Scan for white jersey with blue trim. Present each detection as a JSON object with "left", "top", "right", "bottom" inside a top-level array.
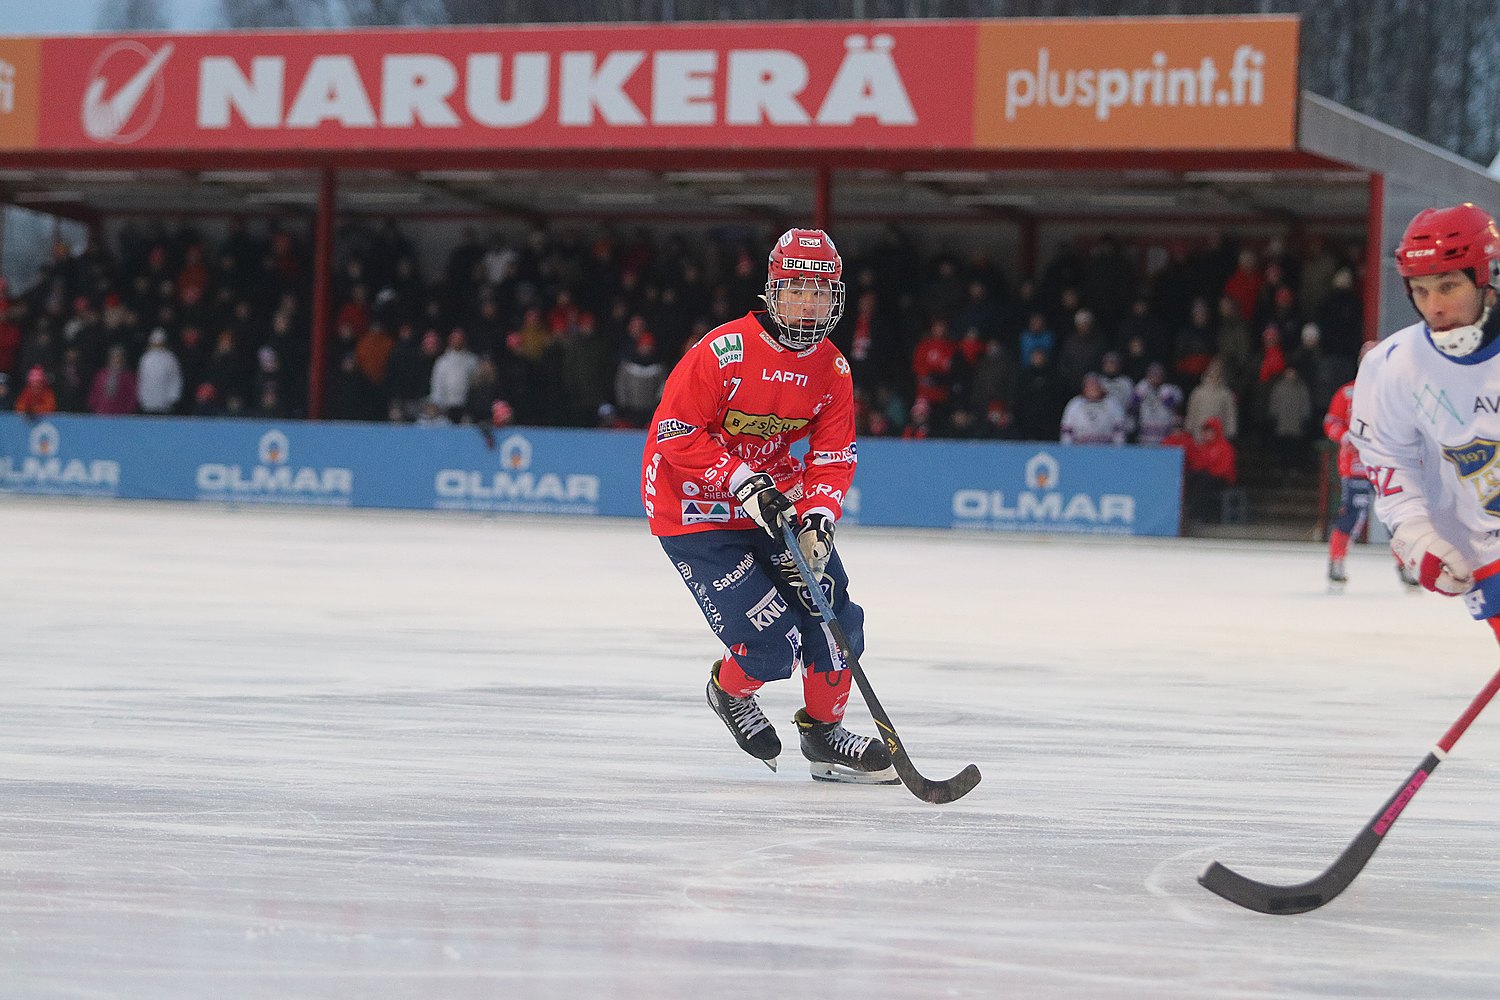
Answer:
[{"left": 1350, "top": 318, "right": 1500, "bottom": 566}]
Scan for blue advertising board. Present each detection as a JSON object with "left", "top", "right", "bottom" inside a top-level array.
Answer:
[
  {"left": 849, "top": 437, "right": 1183, "bottom": 536},
  {"left": 0, "top": 415, "right": 1182, "bottom": 536}
]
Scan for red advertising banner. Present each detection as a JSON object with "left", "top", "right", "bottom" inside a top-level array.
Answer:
[
  {"left": 29, "top": 23, "right": 970, "bottom": 153},
  {"left": 2, "top": 18, "right": 1298, "bottom": 156}
]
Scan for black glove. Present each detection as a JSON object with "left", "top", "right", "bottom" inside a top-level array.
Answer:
[
  {"left": 796, "top": 512, "right": 835, "bottom": 578},
  {"left": 733, "top": 473, "right": 796, "bottom": 536}
]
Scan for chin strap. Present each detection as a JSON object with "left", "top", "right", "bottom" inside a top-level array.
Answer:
[{"left": 1431, "top": 301, "right": 1496, "bottom": 358}]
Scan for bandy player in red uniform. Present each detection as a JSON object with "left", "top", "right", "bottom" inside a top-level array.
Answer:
[{"left": 642, "top": 229, "right": 895, "bottom": 784}]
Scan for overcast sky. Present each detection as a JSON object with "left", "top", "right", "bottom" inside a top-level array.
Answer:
[{"left": 0, "top": 0, "right": 221, "bottom": 35}]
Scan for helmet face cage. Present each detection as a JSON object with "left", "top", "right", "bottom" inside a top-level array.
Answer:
[
  {"left": 766, "top": 228, "right": 845, "bottom": 350},
  {"left": 766, "top": 276, "right": 846, "bottom": 350}
]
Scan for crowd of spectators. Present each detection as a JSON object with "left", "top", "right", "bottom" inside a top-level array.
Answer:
[{"left": 0, "top": 216, "right": 1369, "bottom": 492}]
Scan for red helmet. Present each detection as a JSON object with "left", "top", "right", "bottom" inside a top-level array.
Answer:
[
  {"left": 765, "top": 228, "right": 845, "bottom": 350},
  {"left": 1395, "top": 203, "right": 1500, "bottom": 288}
]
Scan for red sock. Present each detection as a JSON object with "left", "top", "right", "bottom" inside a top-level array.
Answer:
[
  {"left": 716, "top": 653, "right": 762, "bottom": 698},
  {"left": 1329, "top": 530, "right": 1350, "bottom": 561},
  {"left": 801, "top": 662, "right": 851, "bottom": 724}
]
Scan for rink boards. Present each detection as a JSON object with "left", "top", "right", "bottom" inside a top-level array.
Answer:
[{"left": 0, "top": 413, "right": 1183, "bottom": 536}]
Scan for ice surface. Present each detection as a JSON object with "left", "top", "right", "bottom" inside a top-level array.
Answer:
[{"left": 3, "top": 496, "right": 1499, "bottom": 999}]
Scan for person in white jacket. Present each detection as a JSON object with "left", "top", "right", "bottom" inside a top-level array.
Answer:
[
  {"left": 1351, "top": 202, "right": 1500, "bottom": 627},
  {"left": 1059, "top": 372, "right": 1126, "bottom": 445},
  {"left": 136, "top": 328, "right": 183, "bottom": 415},
  {"left": 428, "top": 328, "right": 479, "bottom": 421}
]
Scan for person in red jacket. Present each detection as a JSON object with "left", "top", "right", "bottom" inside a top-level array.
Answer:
[
  {"left": 911, "top": 316, "right": 958, "bottom": 413},
  {"left": 641, "top": 228, "right": 895, "bottom": 786},
  {"left": 15, "top": 365, "right": 57, "bottom": 418},
  {"left": 1185, "top": 416, "right": 1237, "bottom": 522}
]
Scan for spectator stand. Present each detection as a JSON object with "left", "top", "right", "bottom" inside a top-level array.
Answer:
[{"left": 3, "top": 17, "right": 1499, "bottom": 537}]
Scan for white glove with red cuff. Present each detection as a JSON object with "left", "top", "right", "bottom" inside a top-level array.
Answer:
[{"left": 1391, "top": 517, "right": 1473, "bottom": 596}]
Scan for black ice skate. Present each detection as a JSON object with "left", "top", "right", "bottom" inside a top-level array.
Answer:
[
  {"left": 706, "top": 660, "right": 780, "bottom": 771},
  {"left": 794, "top": 708, "right": 899, "bottom": 785},
  {"left": 1327, "top": 559, "right": 1347, "bottom": 593}
]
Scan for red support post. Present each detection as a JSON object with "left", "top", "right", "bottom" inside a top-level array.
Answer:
[
  {"left": 308, "top": 166, "right": 336, "bottom": 420},
  {"left": 1362, "top": 172, "right": 1384, "bottom": 344}
]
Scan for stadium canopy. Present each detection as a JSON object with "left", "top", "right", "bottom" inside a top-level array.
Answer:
[{"left": 3, "top": 15, "right": 1498, "bottom": 416}]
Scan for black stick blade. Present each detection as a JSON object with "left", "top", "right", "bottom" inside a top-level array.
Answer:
[
  {"left": 1199, "top": 754, "right": 1442, "bottom": 915},
  {"left": 1197, "top": 861, "right": 1338, "bottom": 915},
  {"left": 919, "top": 763, "right": 982, "bottom": 804},
  {"left": 878, "top": 720, "right": 981, "bottom": 803}
]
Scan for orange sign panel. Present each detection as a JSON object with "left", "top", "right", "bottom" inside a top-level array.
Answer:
[
  {"left": 0, "top": 38, "right": 42, "bottom": 150},
  {"left": 972, "top": 18, "right": 1299, "bottom": 151}
]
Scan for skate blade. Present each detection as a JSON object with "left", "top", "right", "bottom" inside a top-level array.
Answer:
[
  {"left": 1326, "top": 582, "right": 1346, "bottom": 594},
  {"left": 762, "top": 756, "right": 778, "bottom": 773},
  {"left": 808, "top": 762, "right": 900, "bottom": 785}
]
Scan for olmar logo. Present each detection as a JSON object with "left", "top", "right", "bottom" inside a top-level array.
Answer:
[
  {"left": 1441, "top": 437, "right": 1500, "bottom": 517},
  {"left": 1025, "top": 452, "right": 1060, "bottom": 490},
  {"left": 82, "top": 41, "right": 173, "bottom": 144},
  {"left": 196, "top": 428, "right": 353, "bottom": 502},
  {"left": 499, "top": 433, "right": 532, "bottom": 471},
  {"left": 30, "top": 422, "right": 59, "bottom": 457},
  {"left": 0, "top": 421, "right": 121, "bottom": 493},
  {"left": 258, "top": 429, "right": 289, "bottom": 465},
  {"left": 952, "top": 449, "right": 1135, "bottom": 533},
  {"left": 435, "top": 432, "right": 599, "bottom": 510}
]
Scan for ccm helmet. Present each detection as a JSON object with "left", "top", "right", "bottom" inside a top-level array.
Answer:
[
  {"left": 1395, "top": 203, "right": 1500, "bottom": 356},
  {"left": 765, "top": 228, "right": 845, "bottom": 350}
]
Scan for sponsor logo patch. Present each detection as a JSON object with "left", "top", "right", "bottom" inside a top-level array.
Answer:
[
  {"left": 682, "top": 499, "right": 735, "bottom": 524},
  {"left": 709, "top": 333, "right": 743, "bottom": 368},
  {"left": 810, "top": 444, "right": 856, "bottom": 466},
  {"left": 723, "top": 410, "right": 810, "bottom": 439},
  {"left": 712, "top": 552, "right": 758, "bottom": 591},
  {"left": 746, "top": 587, "right": 790, "bottom": 632},
  {"left": 1441, "top": 437, "right": 1500, "bottom": 517},
  {"left": 655, "top": 418, "right": 696, "bottom": 442}
]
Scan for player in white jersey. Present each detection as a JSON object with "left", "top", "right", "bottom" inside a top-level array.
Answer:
[{"left": 1350, "top": 202, "right": 1500, "bottom": 624}]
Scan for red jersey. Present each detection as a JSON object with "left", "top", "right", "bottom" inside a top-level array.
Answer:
[
  {"left": 1322, "top": 380, "right": 1365, "bottom": 479},
  {"left": 642, "top": 311, "right": 856, "bottom": 537}
]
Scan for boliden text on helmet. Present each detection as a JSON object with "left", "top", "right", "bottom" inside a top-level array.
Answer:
[{"left": 779, "top": 258, "right": 839, "bottom": 273}]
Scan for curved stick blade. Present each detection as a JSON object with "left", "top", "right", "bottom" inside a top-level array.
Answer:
[{"left": 1197, "top": 861, "right": 1337, "bottom": 915}]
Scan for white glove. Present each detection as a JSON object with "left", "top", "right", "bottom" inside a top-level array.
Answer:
[
  {"left": 797, "top": 512, "right": 835, "bottom": 578},
  {"left": 733, "top": 473, "right": 796, "bottom": 536},
  {"left": 1391, "top": 517, "right": 1473, "bottom": 596}
]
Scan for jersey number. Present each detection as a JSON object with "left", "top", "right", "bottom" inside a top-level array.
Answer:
[{"left": 1366, "top": 465, "right": 1404, "bottom": 498}]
